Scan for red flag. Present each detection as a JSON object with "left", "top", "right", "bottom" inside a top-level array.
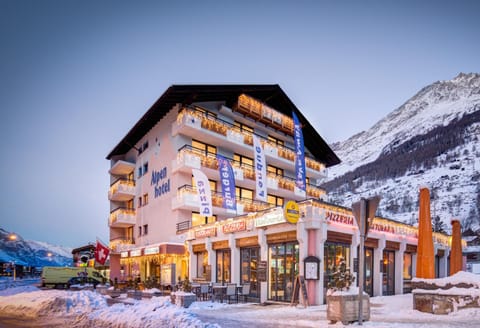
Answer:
[{"left": 95, "top": 240, "right": 110, "bottom": 265}]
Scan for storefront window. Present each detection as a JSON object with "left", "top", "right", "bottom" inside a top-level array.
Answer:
[
  {"left": 324, "top": 242, "right": 350, "bottom": 291},
  {"left": 240, "top": 247, "right": 260, "bottom": 298},
  {"left": 192, "top": 212, "right": 216, "bottom": 227},
  {"left": 268, "top": 242, "right": 299, "bottom": 302},
  {"left": 216, "top": 249, "right": 231, "bottom": 283}
]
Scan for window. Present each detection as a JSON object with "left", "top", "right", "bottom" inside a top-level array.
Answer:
[
  {"left": 143, "top": 162, "right": 148, "bottom": 175},
  {"left": 234, "top": 154, "right": 254, "bottom": 167},
  {"left": 267, "top": 165, "right": 284, "bottom": 177},
  {"left": 138, "top": 140, "right": 149, "bottom": 155},
  {"left": 192, "top": 139, "right": 216, "bottom": 155},
  {"left": 233, "top": 121, "right": 254, "bottom": 134},
  {"left": 191, "top": 177, "right": 217, "bottom": 193},
  {"left": 192, "top": 212, "right": 216, "bottom": 226},
  {"left": 143, "top": 224, "right": 148, "bottom": 235},
  {"left": 126, "top": 199, "right": 134, "bottom": 210},
  {"left": 143, "top": 193, "right": 149, "bottom": 206},
  {"left": 267, "top": 194, "right": 284, "bottom": 207},
  {"left": 194, "top": 106, "right": 216, "bottom": 119},
  {"left": 196, "top": 251, "right": 208, "bottom": 279},
  {"left": 267, "top": 135, "right": 284, "bottom": 146},
  {"left": 236, "top": 187, "right": 253, "bottom": 200},
  {"left": 137, "top": 167, "right": 143, "bottom": 178},
  {"left": 138, "top": 226, "right": 142, "bottom": 237},
  {"left": 138, "top": 197, "right": 143, "bottom": 208}
]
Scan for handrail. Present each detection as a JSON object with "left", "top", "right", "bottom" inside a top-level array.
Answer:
[{"left": 177, "top": 106, "right": 324, "bottom": 171}]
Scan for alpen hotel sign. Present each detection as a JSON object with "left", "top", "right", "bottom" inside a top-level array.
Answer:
[{"left": 151, "top": 166, "right": 171, "bottom": 198}]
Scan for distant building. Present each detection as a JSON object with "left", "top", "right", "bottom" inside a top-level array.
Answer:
[{"left": 106, "top": 84, "right": 455, "bottom": 305}]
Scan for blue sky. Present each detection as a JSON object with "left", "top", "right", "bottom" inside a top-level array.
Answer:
[{"left": 1, "top": 1, "right": 479, "bottom": 248}]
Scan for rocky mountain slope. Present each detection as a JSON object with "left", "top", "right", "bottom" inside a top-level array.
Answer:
[{"left": 322, "top": 73, "right": 480, "bottom": 233}]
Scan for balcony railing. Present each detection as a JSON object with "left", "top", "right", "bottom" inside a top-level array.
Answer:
[
  {"left": 109, "top": 207, "right": 136, "bottom": 228},
  {"left": 176, "top": 145, "right": 325, "bottom": 198},
  {"left": 176, "top": 184, "right": 272, "bottom": 214},
  {"left": 108, "top": 179, "right": 136, "bottom": 201},
  {"left": 109, "top": 236, "right": 135, "bottom": 252},
  {"left": 176, "top": 107, "right": 325, "bottom": 173}
]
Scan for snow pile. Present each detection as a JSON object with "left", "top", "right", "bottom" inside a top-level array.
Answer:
[{"left": 412, "top": 271, "right": 480, "bottom": 288}]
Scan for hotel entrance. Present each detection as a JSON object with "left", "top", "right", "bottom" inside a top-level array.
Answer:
[{"left": 268, "top": 242, "right": 299, "bottom": 302}]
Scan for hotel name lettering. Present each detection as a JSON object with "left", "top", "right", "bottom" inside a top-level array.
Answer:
[{"left": 151, "top": 167, "right": 171, "bottom": 198}]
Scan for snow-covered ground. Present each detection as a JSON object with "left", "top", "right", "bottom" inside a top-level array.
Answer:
[{"left": 1, "top": 279, "right": 480, "bottom": 328}]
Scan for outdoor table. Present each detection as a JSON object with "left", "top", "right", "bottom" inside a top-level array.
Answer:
[{"left": 212, "top": 285, "right": 227, "bottom": 302}]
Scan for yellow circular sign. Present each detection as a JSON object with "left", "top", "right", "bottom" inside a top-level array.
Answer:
[{"left": 284, "top": 200, "right": 300, "bottom": 224}]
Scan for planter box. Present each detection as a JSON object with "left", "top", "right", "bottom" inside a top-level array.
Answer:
[
  {"left": 172, "top": 292, "right": 196, "bottom": 308},
  {"left": 327, "top": 294, "right": 370, "bottom": 325}
]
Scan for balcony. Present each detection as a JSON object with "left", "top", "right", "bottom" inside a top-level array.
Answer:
[
  {"left": 109, "top": 207, "right": 136, "bottom": 228},
  {"left": 173, "top": 145, "right": 326, "bottom": 200},
  {"left": 172, "top": 184, "right": 272, "bottom": 216},
  {"left": 172, "top": 107, "right": 326, "bottom": 178},
  {"left": 109, "top": 160, "right": 136, "bottom": 176},
  {"left": 109, "top": 236, "right": 135, "bottom": 253},
  {"left": 108, "top": 179, "right": 135, "bottom": 201}
]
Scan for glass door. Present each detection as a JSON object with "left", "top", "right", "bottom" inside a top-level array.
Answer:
[
  {"left": 240, "top": 247, "right": 260, "bottom": 298},
  {"left": 268, "top": 242, "right": 299, "bottom": 301},
  {"left": 382, "top": 250, "right": 395, "bottom": 295},
  {"left": 364, "top": 248, "right": 374, "bottom": 296}
]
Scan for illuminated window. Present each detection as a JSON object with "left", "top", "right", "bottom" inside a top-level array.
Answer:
[
  {"left": 194, "top": 106, "right": 216, "bottom": 119},
  {"left": 267, "top": 194, "right": 284, "bottom": 207},
  {"left": 143, "top": 193, "right": 149, "bottom": 206},
  {"left": 192, "top": 212, "right": 216, "bottom": 226},
  {"left": 234, "top": 154, "right": 254, "bottom": 167},
  {"left": 233, "top": 121, "right": 254, "bottom": 133},
  {"left": 236, "top": 187, "right": 253, "bottom": 200},
  {"left": 192, "top": 139, "right": 216, "bottom": 155},
  {"left": 267, "top": 165, "right": 283, "bottom": 176},
  {"left": 191, "top": 177, "right": 217, "bottom": 193},
  {"left": 267, "top": 135, "right": 284, "bottom": 146}
]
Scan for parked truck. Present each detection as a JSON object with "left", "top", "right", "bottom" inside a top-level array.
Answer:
[{"left": 41, "top": 266, "right": 106, "bottom": 288}]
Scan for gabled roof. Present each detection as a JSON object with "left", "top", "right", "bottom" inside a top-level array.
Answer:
[{"left": 106, "top": 84, "right": 340, "bottom": 167}]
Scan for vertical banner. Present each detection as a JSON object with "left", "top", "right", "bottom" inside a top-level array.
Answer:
[
  {"left": 253, "top": 135, "right": 267, "bottom": 202},
  {"left": 293, "top": 111, "right": 306, "bottom": 191},
  {"left": 217, "top": 155, "right": 237, "bottom": 212},
  {"left": 192, "top": 169, "right": 213, "bottom": 216}
]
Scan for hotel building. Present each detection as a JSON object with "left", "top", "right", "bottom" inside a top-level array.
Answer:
[{"left": 106, "top": 85, "right": 453, "bottom": 305}]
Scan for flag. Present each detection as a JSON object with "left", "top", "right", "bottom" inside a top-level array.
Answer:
[
  {"left": 292, "top": 111, "right": 306, "bottom": 191},
  {"left": 217, "top": 155, "right": 237, "bottom": 212},
  {"left": 192, "top": 168, "right": 213, "bottom": 216},
  {"left": 253, "top": 135, "right": 267, "bottom": 202},
  {"left": 95, "top": 239, "right": 110, "bottom": 265}
]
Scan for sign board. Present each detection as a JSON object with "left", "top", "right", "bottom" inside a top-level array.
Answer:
[
  {"left": 255, "top": 208, "right": 285, "bottom": 227},
  {"left": 284, "top": 200, "right": 300, "bottom": 224},
  {"left": 352, "top": 196, "right": 381, "bottom": 237},
  {"left": 291, "top": 275, "right": 308, "bottom": 307},
  {"left": 257, "top": 260, "right": 267, "bottom": 282}
]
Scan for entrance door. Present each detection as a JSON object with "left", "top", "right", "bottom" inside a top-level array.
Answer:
[
  {"left": 268, "top": 242, "right": 299, "bottom": 302},
  {"left": 382, "top": 250, "right": 395, "bottom": 295},
  {"left": 240, "top": 247, "right": 260, "bottom": 299},
  {"left": 364, "top": 248, "right": 374, "bottom": 296}
]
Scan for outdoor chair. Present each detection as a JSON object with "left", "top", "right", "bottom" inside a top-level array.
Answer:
[
  {"left": 225, "top": 283, "right": 237, "bottom": 304},
  {"left": 238, "top": 283, "right": 250, "bottom": 303},
  {"left": 199, "top": 283, "right": 210, "bottom": 301}
]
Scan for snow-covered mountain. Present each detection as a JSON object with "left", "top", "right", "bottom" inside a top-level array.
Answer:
[
  {"left": 0, "top": 228, "right": 72, "bottom": 267},
  {"left": 323, "top": 73, "right": 480, "bottom": 233}
]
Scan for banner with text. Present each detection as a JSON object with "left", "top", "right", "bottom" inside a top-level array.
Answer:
[
  {"left": 292, "top": 111, "right": 306, "bottom": 191},
  {"left": 217, "top": 155, "right": 237, "bottom": 212},
  {"left": 192, "top": 169, "right": 213, "bottom": 216},
  {"left": 253, "top": 135, "right": 267, "bottom": 202}
]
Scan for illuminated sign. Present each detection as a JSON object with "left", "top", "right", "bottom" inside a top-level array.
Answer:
[
  {"left": 284, "top": 200, "right": 300, "bottom": 224},
  {"left": 144, "top": 246, "right": 159, "bottom": 255},
  {"left": 370, "top": 222, "right": 395, "bottom": 234},
  {"left": 326, "top": 211, "right": 354, "bottom": 226},
  {"left": 121, "top": 252, "right": 129, "bottom": 258},
  {"left": 222, "top": 220, "right": 246, "bottom": 234},
  {"left": 255, "top": 208, "right": 285, "bottom": 227},
  {"left": 195, "top": 227, "right": 217, "bottom": 238},
  {"left": 151, "top": 167, "right": 171, "bottom": 198},
  {"left": 130, "top": 249, "right": 142, "bottom": 257}
]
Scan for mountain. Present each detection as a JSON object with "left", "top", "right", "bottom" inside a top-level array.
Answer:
[
  {"left": 0, "top": 228, "right": 72, "bottom": 267},
  {"left": 322, "top": 73, "right": 480, "bottom": 233}
]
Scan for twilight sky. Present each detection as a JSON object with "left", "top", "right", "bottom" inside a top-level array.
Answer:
[{"left": 1, "top": 1, "right": 479, "bottom": 248}]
